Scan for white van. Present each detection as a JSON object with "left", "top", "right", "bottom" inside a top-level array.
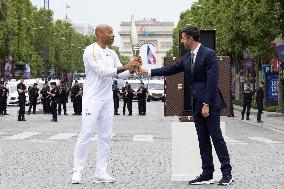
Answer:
[{"left": 147, "top": 79, "right": 164, "bottom": 102}]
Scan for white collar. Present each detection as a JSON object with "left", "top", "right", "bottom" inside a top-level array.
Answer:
[{"left": 192, "top": 43, "right": 201, "bottom": 55}]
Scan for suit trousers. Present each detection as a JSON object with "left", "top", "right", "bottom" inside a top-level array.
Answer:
[
  {"left": 193, "top": 110, "right": 232, "bottom": 176},
  {"left": 73, "top": 99, "right": 113, "bottom": 176}
]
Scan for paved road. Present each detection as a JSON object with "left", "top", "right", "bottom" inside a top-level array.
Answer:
[{"left": 0, "top": 101, "right": 283, "bottom": 189}]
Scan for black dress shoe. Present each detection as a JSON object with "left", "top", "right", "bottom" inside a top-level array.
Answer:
[
  {"left": 72, "top": 113, "right": 77, "bottom": 115},
  {"left": 64, "top": 113, "right": 68, "bottom": 115}
]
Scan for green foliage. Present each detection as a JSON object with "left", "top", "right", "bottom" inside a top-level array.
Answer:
[
  {"left": 0, "top": 1, "right": 125, "bottom": 78},
  {"left": 171, "top": 0, "right": 284, "bottom": 60}
]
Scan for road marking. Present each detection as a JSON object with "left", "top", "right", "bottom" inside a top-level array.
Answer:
[
  {"left": 47, "top": 133, "right": 78, "bottom": 140},
  {"left": 133, "top": 135, "right": 153, "bottom": 142},
  {"left": 248, "top": 137, "right": 283, "bottom": 144},
  {"left": 90, "top": 133, "right": 116, "bottom": 142},
  {"left": 224, "top": 136, "right": 248, "bottom": 144},
  {"left": 28, "top": 139, "right": 55, "bottom": 143},
  {"left": 4, "top": 132, "right": 40, "bottom": 140}
]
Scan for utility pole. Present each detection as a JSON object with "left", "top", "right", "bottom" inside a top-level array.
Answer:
[{"left": 43, "top": 0, "right": 49, "bottom": 84}]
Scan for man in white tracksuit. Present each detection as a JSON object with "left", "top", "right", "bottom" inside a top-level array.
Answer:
[{"left": 72, "top": 24, "right": 140, "bottom": 184}]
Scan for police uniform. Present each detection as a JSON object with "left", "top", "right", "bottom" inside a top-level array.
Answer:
[
  {"left": 121, "top": 85, "right": 128, "bottom": 115},
  {"left": 112, "top": 82, "right": 120, "bottom": 115},
  {"left": 50, "top": 82, "right": 60, "bottom": 122},
  {"left": 28, "top": 83, "right": 39, "bottom": 114},
  {"left": 126, "top": 85, "right": 134, "bottom": 115},
  {"left": 58, "top": 83, "right": 69, "bottom": 115},
  {"left": 17, "top": 81, "right": 27, "bottom": 121},
  {"left": 40, "top": 85, "right": 51, "bottom": 113},
  {"left": 71, "top": 83, "right": 82, "bottom": 115},
  {"left": 73, "top": 43, "right": 131, "bottom": 177},
  {"left": 255, "top": 85, "right": 264, "bottom": 123},
  {"left": 137, "top": 85, "right": 148, "bottom": 115},
  {"left": 241, "top": 86, "right": 253, "bottom": 120},
  {"left": 0, "top": 82, "right": 9, "bottom": 115}
]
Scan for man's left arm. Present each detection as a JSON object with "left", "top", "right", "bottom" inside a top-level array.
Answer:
[
  {"left": 113, "top": 52, "right": 133, "bottom": 79},
  {"left": 204, "top": 50, "right": 219, "bottom": 106}
]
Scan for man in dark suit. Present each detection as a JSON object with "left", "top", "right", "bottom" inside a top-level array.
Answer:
[{"left": 139, "top": 26, "right": 233, "bottom": 186}]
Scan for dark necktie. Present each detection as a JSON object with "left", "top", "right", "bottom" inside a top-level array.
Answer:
[{"left": 190, "top": 52, "right": 195, "bottom": 73}]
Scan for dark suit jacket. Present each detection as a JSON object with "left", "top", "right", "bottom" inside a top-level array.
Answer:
[{"left": 151, "top": 45, "right": 226, "bottom": 115}]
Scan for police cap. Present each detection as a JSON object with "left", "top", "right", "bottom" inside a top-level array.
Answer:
[{"left": 50, "top": 82, "right": 56, "bottom": 86}]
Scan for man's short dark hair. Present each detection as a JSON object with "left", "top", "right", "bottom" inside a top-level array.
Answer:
[{"left": 181, "top": 26, "right": 200, "bottom": 42}]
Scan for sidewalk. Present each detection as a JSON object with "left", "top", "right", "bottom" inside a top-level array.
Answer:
[{"left": 233, "top": 105, "right": 284, "bottom": 133}]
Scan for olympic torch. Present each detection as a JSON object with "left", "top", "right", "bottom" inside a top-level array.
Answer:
[{"left": 130, "top": 15, "right": 141, "bottom": 74}]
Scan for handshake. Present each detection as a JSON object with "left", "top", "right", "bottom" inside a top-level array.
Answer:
[{"left": 124, "top": 57, "right": 148, "bottom": 76}]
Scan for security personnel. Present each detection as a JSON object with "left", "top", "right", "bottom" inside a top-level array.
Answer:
[
  {"left": 28, "top": 83, "right": 39, "bottom": 114},
  {"left": 121, "top": 82, "right": 128, "bottom": 115},
  {"left": 136, "top": 82, "right": 148, "bottom": 115},
  {"left": 48, "top": 82, "right": 60, "bottom": 122},
  {"left": 0, "top": 81, "right": 9, "bottom": 115},
  {"left": 72, "top": 24, "right": 139, "bottom": 184},
  {"left": 241, "top": 84, "right": 253, "bottom": 120},
  {"left": 58, "top": 81, "right": 69, "bottom": 115},
  {"left": 112, "top": 80, "right": 120, "bottom": 115},
  {"left": 17, "top": 78, "right": 28, "bottom": 121},
  {"left": 126, "top": 84, "right": 134, "bottom": 116},
  {"left": 254, "top": 81, "right": 265, "bottom": 123},
  {"left": 40, "top": 84, "right": 51, "bottom": 114},
  {"left": 71, "top": 80, "right": 82, "bottom": 115}
]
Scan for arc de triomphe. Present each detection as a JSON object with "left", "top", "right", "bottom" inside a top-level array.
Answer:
[{"left": 119, "top": 18, "right": 174, "bottom": 68}]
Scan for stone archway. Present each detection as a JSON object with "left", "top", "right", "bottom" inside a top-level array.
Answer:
[{"left": 119, "top": 18, "right": 174, "bottom": 68}]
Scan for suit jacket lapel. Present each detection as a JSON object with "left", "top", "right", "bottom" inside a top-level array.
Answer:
[{"left": 194, "top": 45, "right": 203, "bottom": 69}]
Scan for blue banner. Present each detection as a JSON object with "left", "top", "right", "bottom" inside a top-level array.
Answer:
[
  {"left": 25, "top": 63, "right": 31, "bottom": 79},
  {"left": 265, "top": 74, "right": 278, "bottom": 101}
]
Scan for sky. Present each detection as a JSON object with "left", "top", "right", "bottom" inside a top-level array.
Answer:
[{"left": 30, "top": 0, "right": 195, "bottom": 68}]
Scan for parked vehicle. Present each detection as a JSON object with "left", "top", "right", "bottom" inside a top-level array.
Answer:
[{"left": 147, "top": 80, "right": 164, "bottom": 102}]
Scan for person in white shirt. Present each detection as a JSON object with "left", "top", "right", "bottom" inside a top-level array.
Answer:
[{"left": 72, "top": 24, "right": 140, "bottom": 184}]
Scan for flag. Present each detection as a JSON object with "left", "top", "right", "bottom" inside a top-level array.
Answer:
[{"left": 147, "top": 45, "right": 156, "bottom": 64}]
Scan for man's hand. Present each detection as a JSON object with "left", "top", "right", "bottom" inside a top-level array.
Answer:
[
  {"left": 138, "top": 68, "right": 148, "bottom": 76},
  {"left": 202, "top": 104, "right": 210, "bottom": 118},
  {"left": 117, "top": 57, "right": 141, "bottom": 74}
]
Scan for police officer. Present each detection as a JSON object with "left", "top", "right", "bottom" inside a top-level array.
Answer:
[
  {"left": 121, "top": 82, "right": 128, "bottom": 115},
  {"left": 28, "top": 83, "right": 39, "bottom": 114},
  {"left": 0, "top": 81, "right": 9, "bottom": 115},
  {"left": 48, "top": 82, "right": 60, "bottom": 122},
  {"left": 40, "top": 84, "right": 51, "bottom": 114},
  {"left": 126, "top": 84, "right": 134, "bottom": 116},
  {"left": 241, "top": 84, "right": 253, "bottom": 120},
  {"left": 112, "top": 80, "right": 120, "bottom": 115},
  {"left": 17, "top": 78, "right": 28, "bottom": 121},
  {"left": 71, "top": 80, "right": 82, "bottom": 115},
  {"left": 254, "top": 81, "right": 265, "bottom": 123},
  {"left": 136, "top": 82, "right": 148, "bottom": 115},
  {"left": 58, "top": 81, "right": 69, "bottom": 115}
]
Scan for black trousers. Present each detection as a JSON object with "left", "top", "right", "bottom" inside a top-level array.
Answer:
[
  {"left": 113, "top": 97, "right": 119, "bottom": 113},
  {"left": 127, "top": 99, "right": 132, "bottom": 114},
  {"left": 193, "top": 110, "right": 232, "bottom": 176},
  {"left": 3, "top": 97, "right": 7, "bottom": 114},
  {"left": 73, "top": 96, "right": 81, "bottom": 114},
  {"left": 123, "top": 99, "right": 127, "bottom": 114},
  {"left": 256, "top": 100, "right": 263, "bottom": 121},
  {"left": 51, "top": 101, "right": 57, "bottom": 120},
  {"left": 241, "top": 100, "right": 252, "bottom": 118},
  {"left": 42, "top": 99, "right": 50, "bottom": 113},
  {"left": 28, "top": 99, "right": 37, "bottom": 113},
  {"left": 138, "top": 98, "right": 146, "bottom": 114},
  {"left": 58, "top": 100, "right": 67, "bottom": 114},
  {"left": 18, "top": 98, "right": 26, "bottom": 115},
  {"left": 0, "top": 97, "right": 3, "bottom": 114}
]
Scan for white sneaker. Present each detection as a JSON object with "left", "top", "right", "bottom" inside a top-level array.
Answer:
[
  {"left": 71, "top": 172, "right": 82, "bottom": 184},
  {"left": 94, "top": 173, "right": 116, "bottom": 183}
]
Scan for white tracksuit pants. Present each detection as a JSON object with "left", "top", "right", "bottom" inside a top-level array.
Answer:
[{"left": 73, "top": 99, "right": 113, "bottom": 175}]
